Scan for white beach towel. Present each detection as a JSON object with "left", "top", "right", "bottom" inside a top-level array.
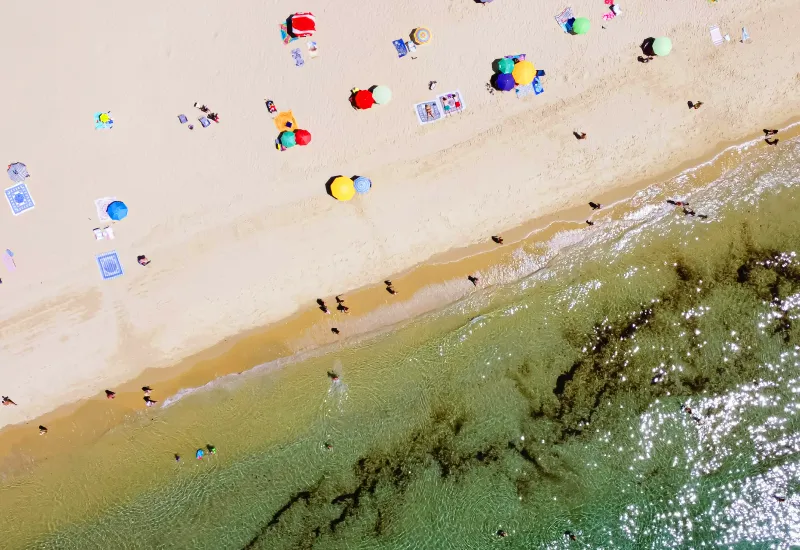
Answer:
[
  {"left": 94, "top": 197, "right": 117, "bottom": 222},
  {"left": 93, "top": 228, "right": 105, "bottom": 240},
  {"left": 103, "top": 227, "right": 115, "bottom": 240},
  {"left": 709, "top": 25, "right": 724, "bottom": 46}
]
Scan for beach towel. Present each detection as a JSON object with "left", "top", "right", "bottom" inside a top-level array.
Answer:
[
  {"left": 4, "top": 183, "right": 34, "bottom": 215},
  {"left": 709, "top": 25, "right": 724, "bottom": 46},
  {"left": 438, "top": 90, "right": 465, "bottom": 116},
  {"left": 504, "top": 53, "right": 527, "bottom": 62},
  {"left": 94, "top": 197, "right": 116, "bottom": 222},
  {"left": 2, "top": 250, "right": 16, "bottom": 272},
  {"left": 741, "top": 27, "right": 750, "bottom": 42},
  {"left": 178, "top": 114, "right": 188, "bottom": 124},
  {"left": 199, "top": 117, "right": 211, "bottom": 128},
  {"left": 291, "top": 48, "right": 304, "bottom": 67},
  {"left": 555, "top": 7, "right": 575, "bottom": 33},
  {"left": 96, "top": 251, "right": 124, "bottom": 281},
  {"left": 516, "top": 77, "right": 544, "bottom": 99},
  {"left": 307, "top": 41, "right": 319, "bottom": 59},
  {"left": 602, "top": 11, "right": 616, "bottom": 21},
  {"left": 414, "top": 100, "right": 443, "bottom": 125},
  {"left": 392, "top": 39, "right": 408, "bottom": 58},
  {"left": 279, "top": 23, "right": 298, "bottom": 45}
]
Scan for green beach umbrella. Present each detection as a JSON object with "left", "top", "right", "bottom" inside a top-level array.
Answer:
[
  {"left": 280, "top": 131, "right": 296, "bottom": 148},
  {"left": 372, "top": 85, "right": 392, "bottom": 105},
  {"left": 497, "top": 57, "right": 514, "bottom": 74},
  {"left": 572, "top": 17, "right": 590, "bottom": 35},
  {"left": 652, "top": 37, "right": 672, "bottom": 56}
]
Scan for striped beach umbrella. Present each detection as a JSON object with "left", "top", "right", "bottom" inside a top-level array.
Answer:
[
  {"left": 7, "top": 162, "right": 29, "bottom": 183},
  {"left": 412, "top": 27, "right": 431, "bottom": 45},
  {"left": 353, "top": 176, "right": 372, "bottom": 194}
]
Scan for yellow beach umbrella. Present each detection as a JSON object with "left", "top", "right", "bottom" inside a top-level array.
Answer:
[
  {"left": 330, "top": 177, "right": 356, "bottom": 201},
  {"left": 512, "top": 60, "right": 536, "bottom": 86}
]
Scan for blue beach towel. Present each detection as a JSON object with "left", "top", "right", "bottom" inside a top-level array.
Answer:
[
  {"left": 392, "top": 39, "right": 408, "bottom": 58},
  {"left": 533, "top": 76, "right": 544, "bottom": 95},
  {"left": 291, "top": 48, "right": 304, "bottom": 67},
  {"left": 178, "top": 114, "right": 188, "bottom": 124},
  {"left": 96, "top": 251, "right": 124, "bottom": 280},
  {"left": 4, "top": 183, "right": 35, "bottom": 215},
  {"left": 199, "top": 117, "right": 210, "bottom": 128}
]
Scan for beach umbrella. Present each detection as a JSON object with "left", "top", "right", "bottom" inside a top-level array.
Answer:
[
  {"left": 495, "top": 73, "right": 516, "bottom": 91},
  {"left": 512, "top": 60, "right": 536, "bottom": 85},
  {"left": 353, "top": 90, "right": 375, "bottom": 110},
  {"left": 372, "top": 85, "right": 392, "bottom": 105},
  {"left": 330, "top": 177, "right": 356, "bottom": 201},
  {"left": 288, "top": 12, "right": 316, "bottom": 37},
  {"left": 7, "top": 162, "right": 29, "bottom": 183},
  {"left": 106, "top": 200, "right": 128, "bottom": 221},
  {"left": 294, "top": 129, "right": 312, "bottom": 146},
  {"left": 652, "top": 37, "right": 672, "bottom": 56},
  {"left": 572, "top": 17, "right": 590, "bottom": 35},
  {"left": 353, "top": 176, "right": 372, "bottom": 194},
  {"left": 280, "top": 131, "right": 297, "bottom": 148},
  {"left": 497, "top": 58, "right": 514, "bottom": 74},
  {"left": 479, "top": 0, "right": 495, "bottom": 3},
  {"left": 412, "top": 27, "right": 431, "bottom": 45}
]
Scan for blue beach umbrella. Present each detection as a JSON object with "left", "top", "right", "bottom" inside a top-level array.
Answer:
[
  {"left": 353, "top": 176, "right": 372, "bottom": 194},
  {"left": 495, "top": 73, "right": 516, "bottom": 91},
  {"left": 106, "top": 200, "right": 128, "bottom": 221}
]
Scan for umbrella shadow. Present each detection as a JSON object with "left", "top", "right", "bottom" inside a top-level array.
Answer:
[
  {"left": 325, "top": 176, "right": 339, "bottom": 199},
  {"left": 640, "top": 37, "right": 656, "bottom": 57}
]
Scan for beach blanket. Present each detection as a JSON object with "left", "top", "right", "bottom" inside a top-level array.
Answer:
[
  {"left": 555, "top": 7, "right": 575, "bottom": 33},
  {"left": 199, "top": 117, "right": 211, "bottom": 128},
  {"left": 279, "top": 23, "right": 298, "bottom": 45},
  {"left": 5, "top": 183, "right": 35, "bottom": 215},
  {"left": 392, "top": 39, "right": 408, "bottom": 58},
  {"left": 709, "top": 25, "right": 724, "bottom": 46},
  {"left": 96, "top": 251, "right": 124, "bottom": 281},
  {"left": 437, "top": 90, "right": 465, "bottom": 116},
  {"left": 414, "top": 100, "right": 443, "bottom": 125},
  {"left": 2, "top": 250, "right": 15, "bottom": 272},
  {"left": 94, "top": 112, "right": 114, "bottom": 130},
  {"left": 515, "top": 77, "right": 544, "bottom": 99},
  {"left": 94, "top": 197, "right": 117, "bottom": 222},
  {"left": 307, "top": 41, "right": 319, "bottom": 59},
  {"left": 291, "top": 48, "right": 304, "bottom": 67},
  {"left": 178, "top": 114, "right": 188, "bottom": 124}
]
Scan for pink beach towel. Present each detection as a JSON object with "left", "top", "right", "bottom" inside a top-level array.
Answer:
[{"left": 2, "top": 251, "right": 16, "bottom": 271}]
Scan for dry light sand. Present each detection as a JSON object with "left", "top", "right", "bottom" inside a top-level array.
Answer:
[{"left": 0, "top": 0, "right": 798, "bottom": 429}]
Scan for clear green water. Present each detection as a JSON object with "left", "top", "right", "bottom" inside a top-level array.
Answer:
[{"left": 4, "top": 135, "right": 800, "bottom": 548}]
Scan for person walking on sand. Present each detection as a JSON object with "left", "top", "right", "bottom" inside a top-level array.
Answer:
[
  {"left": 386, "top": 284, "right": 398, "bottom": 295},
  {"left": 492, "top": 236, "right": 504, "bottom": 245},
  {"left": 2, "top": 396, "right": 17, "bottom": 406},
  {"left": 764, "top": 129, "right": 778, "bottom": 136},
  {"left": 586, "top": 220, "right": 595, "bottom": 226},
  {"left": 589, "top": 202, "right": 602, "bottom": 210},
  {"left": 142, "top": 386, "right": 152, "bottom": 396},
  {"left": 39, "top": 425, "right": 48, "bottom": 435},
  {"left": 331, "top": 327, "right": 340, "bottom": 335},
  {"left": 765, "top": 138, "right": 779, "bottom": 146},
  {"left": 689, "top": 101, "right": 703, "bottom": 110},
  {"left": 468, "top": 275, "right": 479, "bottom": 286},
  {"left": 317, "top": 299, "right": 330, "bottom": 314},
  {"left": 573, "top": 131, "right": 587, "bottom": 140},
  {"left": 137, "top": 255, "right": 151, "bottom": 266},
  {"left": 105, "top": 390, "right": 116, "bottom": 399},
  {"left": 144, "top": 396, "right": 157, "bottom": 407}
]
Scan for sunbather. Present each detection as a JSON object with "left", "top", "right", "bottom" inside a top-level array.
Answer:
[{"left": 137, "top": 255, "right": 151, "bottom": 266}]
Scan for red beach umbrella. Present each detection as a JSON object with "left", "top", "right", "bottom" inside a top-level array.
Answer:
[
  {"left": 288, "top": 12, "right": 316, "bottom": 37},
  {"left": 353, "top": 90, "right": 375, "bottom": 110},
  {"left": 295, "top": 129, "right": 312, "bottom": 146}
]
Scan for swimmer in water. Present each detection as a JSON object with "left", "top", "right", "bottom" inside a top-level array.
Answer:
[
  {"left": 327, "top": 370, "right": 340, "bottom": 382},
  {"left": 589, "top": 202, "right": 602, "bottom": 210},
  {"left": 207, "top": 445, "right": 217, "bottom": 455},
  {"left": 175, "top": 453, "right": 181, "bottom": 462},
  {"left": 564, "top": 530, "right": 577, "bottom": 541},
  {"left": 144, "top": 396, "right": 158, "bottom": 407},
  {"left": 142, "top": 386, "right": 152, "bottom": 396},
  {"left": 496, "top": 530, "right": 508, "bottom": 537},
  {"left": 324, "top": 441, "right": 333, "bottom": 450}
]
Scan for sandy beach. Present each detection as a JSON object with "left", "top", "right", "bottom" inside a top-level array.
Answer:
[{"left": 1, "top": 0, "right": 799, "bottom": 430}]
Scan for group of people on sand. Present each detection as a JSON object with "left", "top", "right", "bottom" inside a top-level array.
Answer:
[{"left": 104, "top": 385, "right": 158, "bottom": 407}]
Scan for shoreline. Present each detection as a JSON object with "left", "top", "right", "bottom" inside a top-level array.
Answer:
[{"left": 1, "top": 120, "right": 797, "bottom": 472}]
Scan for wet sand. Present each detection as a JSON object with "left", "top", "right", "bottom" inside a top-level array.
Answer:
[{"left": 2, "top": 120, "right": 797, "bottom": 474}]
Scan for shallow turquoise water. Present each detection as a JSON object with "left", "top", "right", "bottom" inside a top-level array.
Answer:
[{"left": 6, "top": 135, "right": 800, "bottom": 548}]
